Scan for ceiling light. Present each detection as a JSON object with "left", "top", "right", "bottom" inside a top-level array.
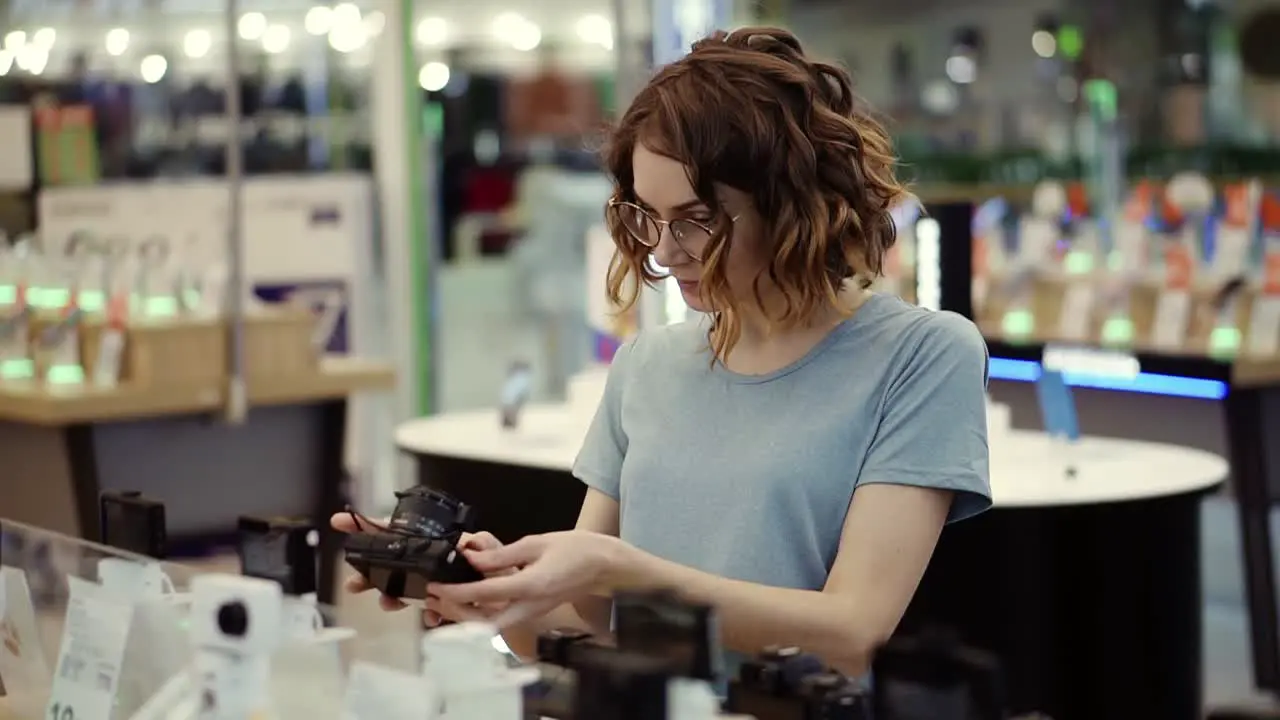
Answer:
[
  {"left": 304, "top": 6, "right": 332, "bottom": 35},
  {"left": 263, "top": 24, "right": 290, "bottom": 54},
  {"left": 575, "top": 14, "right": 613, "bottom": 49},
  {"left": 1031, "top": 30, "right": 1056, "bottom": 58},
  {"left": 416, "top": 17, "right": 447, "bottom": 46},
  {"left": 16, "top": 45, "right": 46, "bottom": 74},
  {"left": 332, "top": 3, "right": 362, "bottom": 27},
  {"left": 491, "top": 12, "right": 527, "bottom": 39},
  {"left": 3, "top": 31, "right": 25, "bottom": 51},
  {"left": 139, "top": 54, "right": 167, "bottom": 83},
  {"left": 511, "top": 24, "right": 541, "bottom": 51},
  {"left": 31, "top": 28, "right": 55, "bottom": 48},
  {"left": 105, "top": 28, "right": 129, "bottom": 56},
  {"left": 328, "top": 25, "right": 367, "bottom": 53},
  {"left": 183, "top": 29, "right": 212, "bottom": 59},
  {"left": 945, "top": 54, "right": 976, "bottom": 84},
  {"left": 418, "top": 61, "right": 449, "bottom": 91},
  {"left": 238, "top": 12, "right": 267, "bottom": 40},
  {"left": 363, "top": 10, "right": 385, "bottom": 36},
  {"left": 0, "top": 50, "right": 12, "bottom": 76}
]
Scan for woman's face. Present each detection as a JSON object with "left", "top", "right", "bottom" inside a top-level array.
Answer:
[{"left": 629, "top": 143, "right": 766, "bottom": 312}]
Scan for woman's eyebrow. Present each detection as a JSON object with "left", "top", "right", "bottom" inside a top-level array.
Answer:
[{"left": 635, "top": 196, "right": 710, "bottom": 213}]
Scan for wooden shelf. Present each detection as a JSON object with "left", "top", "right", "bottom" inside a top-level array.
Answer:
[{"left": 0, "top": 356, "right": 395, "bottom": 426}]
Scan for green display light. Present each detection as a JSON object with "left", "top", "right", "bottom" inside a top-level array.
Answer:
[
  {"left": 1100, "top": 316, "right": 1135, "bottom": 346},
  {"left": 1002, "top": 309, "right": 1036, "bottom": 337},
  {"left": 1083, "top": 79, "right": 1118, "bottom": 121},
  {"left": 1057, "top": 25, "right": 1083, "bottom": 60}
]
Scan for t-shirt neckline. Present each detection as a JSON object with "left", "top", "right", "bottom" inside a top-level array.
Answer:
[{"left": 709, "top": 293, "right": 892, "bottom": 385}]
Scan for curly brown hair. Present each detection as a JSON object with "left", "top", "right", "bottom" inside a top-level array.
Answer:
[{"left": 601, "top": 26, "right": 908, "bottom": 361}]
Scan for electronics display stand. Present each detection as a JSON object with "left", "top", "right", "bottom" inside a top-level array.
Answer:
[{"left": 927, "top": 199, "right": 1278, "bottom": 716}]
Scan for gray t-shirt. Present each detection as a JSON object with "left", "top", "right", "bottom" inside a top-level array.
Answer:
[{"left": 571, "top": 293, "right": 992, "bottom": 671}]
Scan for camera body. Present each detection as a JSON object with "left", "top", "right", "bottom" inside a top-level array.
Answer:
[
  {"left": 236, "top": 516, "right": 317, "bottom": 596},
  {"left": 870, "top": 628, "right": 1004, "bottom": 720},
  {"left": 99, "top": 490, "right": 167, "bottom": 559},
  {"left": 342, "top": 486, "right": 484, "bottom": 600},
  {"left": 727, "top": 646, "right": 869, "bottom": 720},
  {"left": 189, "top": 574, "right": 284, "bottom": 656}
]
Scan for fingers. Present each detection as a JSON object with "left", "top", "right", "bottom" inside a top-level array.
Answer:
[
  {"left": 424, "top": 596, "right": 496, "bottom": 626},
  {"left": 330, "top": 513, "right": 358, "bottom": 533},
  {"left": 378, "top": 593, "right": 407, "bottom": 612},
  {"left": 330, "top": 512, "right": 391, "bottom": 533},
  {"left": 430, "top": 573, "right": 532, "bottom": 606},
  {"left": 464, "top": 536, "right": 543, "bottom": 574},
  {"left": 492, "top": 598, "right": 559, "bottom": 630},
  {"left": 344, "top": 574, "right": 372, "bottom": 594},
  {"left": 458, "top": 531, "right": 503, "bottom": 552}
]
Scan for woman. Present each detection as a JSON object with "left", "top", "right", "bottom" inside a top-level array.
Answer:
[{"left": 337, "top": 26, "right": 990, "bottom": 677}]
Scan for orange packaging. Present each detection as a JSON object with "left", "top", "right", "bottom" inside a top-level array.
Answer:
[
  {"left": 1164, "top": 244, "right": 1194, "bottom": 291},
  {"left": 1224, "top": 183, "right": 1256, "bottom": 230},
  {"left": 1263, "top": 195, "right": 1280, "bottom": 295},
  {"left": 1123, "top": 181, "right": 1154, "bottom": 223},
  {"left": 1066, "top": 182, "right": 1090, "bottom": 218}
]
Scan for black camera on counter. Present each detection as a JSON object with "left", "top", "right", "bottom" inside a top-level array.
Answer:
[
  {"left": 727, "top": 646, "right": 868, "bottom": 720},
  {"left": 342, "top": 486, "right": 483, "bottom": 600},
  {"left": 525, "top": 589, "right": 723, "bottom": 720},
  {"left": 100, "top": 491, "right": 167, "bottom": 559},
  {"left": 237, "top": 515, "right": 317, "bottom": 596},
  {"left": 871, "top": 628, "right": 1004, "bottom": 720}
]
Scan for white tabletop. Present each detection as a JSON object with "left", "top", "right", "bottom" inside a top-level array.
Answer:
[{"left": 395, "top": 405, "right": 1228, "bottom": 509}]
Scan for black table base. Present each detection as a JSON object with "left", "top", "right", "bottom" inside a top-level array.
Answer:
[
  {"left": 412, "top": 450, "right": 1209, "bottom": 720},
  {"left": 902, "top": 490, "right": 1209, "bottom": 720}
]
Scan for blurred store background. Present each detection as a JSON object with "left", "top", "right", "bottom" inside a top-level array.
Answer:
[{"left": 4, "top": 0, "right": 1280, "bottom": 714}]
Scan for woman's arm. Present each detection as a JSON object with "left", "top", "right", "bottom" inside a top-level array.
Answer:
[
  {"left": 603, "top": 483, "right": 952, "bottom": 676},
  {"left": 498, "top": 489, "right": 619, "bottom": 658}
]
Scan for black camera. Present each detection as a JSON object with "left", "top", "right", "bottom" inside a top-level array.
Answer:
[
  {"left": 727, "top": 646, "right": 869, "bottom": 720},
  {"left": 237, "top": 516, "right": 317, "bottom": 596},
  {"left": 99, "top": 491, "right": 167, "bottom": 559},
  {"left": 572, "top": 646, "right": 674, "bottom": 720},
  {"left": 341, "top": 486, "right": 483, "bottom": 600},
  {"left": 614, "top": 588, "right": 720, "bottom": 682},
  {"left": 871, "top": 628, "right": 1004, "bottom": 720}
]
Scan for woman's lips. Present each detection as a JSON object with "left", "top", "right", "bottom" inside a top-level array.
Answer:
[{"left": 676, "top": 279, "right": 699, "bottom": 293}]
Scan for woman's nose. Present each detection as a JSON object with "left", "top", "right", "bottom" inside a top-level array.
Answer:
[{"left": 651, "top": 224, "right": 685, "bottom": 268}]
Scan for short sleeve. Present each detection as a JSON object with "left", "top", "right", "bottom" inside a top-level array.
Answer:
[
  {"left": 571, "top": 339, "right": 638, "bottom": 500},
  {"left": 859, "top": 312, "right": 992, "bottom": 522}
]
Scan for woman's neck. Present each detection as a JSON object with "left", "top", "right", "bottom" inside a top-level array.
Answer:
[{"left": 723, "top": 286, "right": 870, "bottom": 375}]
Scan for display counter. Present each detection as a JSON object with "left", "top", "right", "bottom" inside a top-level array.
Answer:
[
  {"left": 397, "top": 406, "right": 1226, "bottom": 719},
  {"left": 0, "top": 306, "right": 395, "bottom": 605}
]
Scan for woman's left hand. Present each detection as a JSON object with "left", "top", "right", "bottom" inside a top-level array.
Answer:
[{"left": 428, "top": 530, "right": 625, "bottom": 628}]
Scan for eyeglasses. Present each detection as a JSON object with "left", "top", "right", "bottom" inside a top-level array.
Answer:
[{"left": 606, "top": 200, "right": 735, "bottom": 262}]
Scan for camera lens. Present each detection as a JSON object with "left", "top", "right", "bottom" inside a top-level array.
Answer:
[
  {"left": 216, "top": 600, "right": 250, "bottom": 638},
  {"left": 389, "top": 488, "right": 472, "bottom": 538}
]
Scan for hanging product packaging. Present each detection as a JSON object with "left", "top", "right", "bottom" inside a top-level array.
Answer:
[
  {"left": 135, "top": 236, "right": 179, "bottom": 319},
  {"left": 1149, "top": 173, "right": 1212, "bottom": 351},
  {"left": 1247, "top": 195, "right": 1280, "bottom": 357},
  {"left": 971, "top": 197, "right": 1008, "bottom": 314},
  {"left": 0, "top": 237, "right": 34, "bottom": 381},
  {"left": 93, "top": 247, "right": 135, "bottom": 387},
  {"left": 1212, "top": 181, "right": 1261, "bottom": 281}
]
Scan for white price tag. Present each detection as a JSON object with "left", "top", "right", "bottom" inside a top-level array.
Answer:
[
  {"left": 0, "top": 566, "right": 53, "bottom": 700},
  {"left": 46, "top": 576, "right": 133, "bottom": 720},
  {"left": 1018, "top": 218, "right": 1058, "bottom": 269},
  {"left": 1057, "top": 282, "right": 1096, "bottom": 342},
  {"left": 1247, "top": 295, "right": 1280, "bottom": 357},
  {"left": 1113, "top": 221, "right": 1148, "bottom": 274},
  {"left": 92, "top": 328, "right": 124, "bottom": 387},
  {"left": 1213, "top": 226, "right": 1252, "bottom": 279},
  {"left": 342, "top": 662, "right": 433, "bottom": 720},
  {"left": 1151, "top": 290, "right": 1192, "bottom": 350}
]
